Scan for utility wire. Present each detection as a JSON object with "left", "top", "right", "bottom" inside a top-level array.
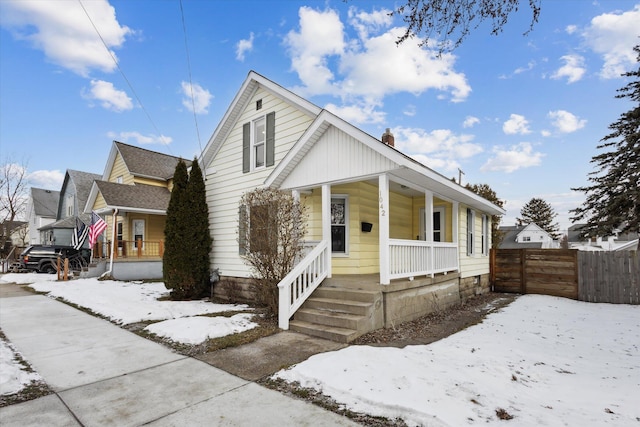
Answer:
[
  {"left": 179, "top": 0, "right": 203, "bottom": 153},
  {"left": 77, "top": 0, "right": 173, "bottom": 155}
]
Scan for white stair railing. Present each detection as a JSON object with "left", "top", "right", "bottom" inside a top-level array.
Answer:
[{"left": 278, "top": 240, "right": 329, "bottom": 330}]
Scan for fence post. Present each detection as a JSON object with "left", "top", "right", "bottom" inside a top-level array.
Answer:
[{"left": 520, "top": 249, "right": 526, "bottom": 294}]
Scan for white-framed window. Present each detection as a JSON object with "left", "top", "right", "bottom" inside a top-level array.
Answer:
[
  {"left": 466, "top": 208, "right": 475, "bottom": 256},
  {"left": 331, "top": 196, "right": 349, "bottom": 254},
  {"left": 116, "top": 175, "right": 123, "bottom": 184},
  {"left": 252, "top": 116, "right": 266, "bottom": 169},
  {"left": 243, "top": 111, "right": 275, "bottom": 173},
  {"left": 66, "top": 195, "right": 74, "bottom": 217},
  {"left": 482, "top": 214, "right": 489, "bottom": 255},
  {"left": 523, "top": 236, "right": 531, "bottom": 242}
]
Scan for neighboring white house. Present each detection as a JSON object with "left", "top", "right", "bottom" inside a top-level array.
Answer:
[
  {"left": 568, "top": 223, "right": 639, "bottom": 251},
  {"left": 26, "top": 187, "right": 59, "bottom": 245},
  {"left": 498, "top": 223, "right": 559, "bottom": 249},
  {"left": 200, "top": 71, "right": 505, "bottom": 341}
]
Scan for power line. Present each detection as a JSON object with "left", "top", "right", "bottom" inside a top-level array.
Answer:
[
  {"left": 77, "top": 0, "right": 173, "bottom": 155},
  {"left": 179, "top": 0, "right": 203, "bottom": 154}
]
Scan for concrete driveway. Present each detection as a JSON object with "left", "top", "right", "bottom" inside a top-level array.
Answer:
[{"left": 0, "top": 282, "right": 357, "bottom": 426}]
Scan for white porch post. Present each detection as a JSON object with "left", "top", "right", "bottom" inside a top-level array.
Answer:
[
  {"left": 452, "top": 201, "right": 460, "bottom": 272},
  {"left": 424, "top": 191, "right": 433, "bottom": 241},
  {"left": 292, "top": 189, "right": 300, "bottom": 203},
  {"left": 379, "top": 174, "right": 390, "bottom": 285},
  {"left": 425, "top": 190, "right": 434, "bottom": 277},
  {"left": 321, "top": 184, "right": 332, "bottom": 278}
]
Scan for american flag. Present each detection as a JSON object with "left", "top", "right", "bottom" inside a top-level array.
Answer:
[
  {"left": 88, "top": 211, "right": 108, "bottom": 247},
  {"left": 72, "top": 217, "right": 89, "bottom": 250}
]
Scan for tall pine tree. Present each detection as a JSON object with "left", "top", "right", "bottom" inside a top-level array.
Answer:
[
  {"left": 571, "top": 45, "right": 640, "bottom": 249},
  {"left": 163, "top": 158, "right": 213, "bottom": 299},
  {"left": 163, "top": 159, "right": 190, "bottom": 299},
  {"left": 184, "top": 158, "right": 212, "bottom": 298},
  {"left": 517, "top": 197, "right": 560, "bottom": 239}
]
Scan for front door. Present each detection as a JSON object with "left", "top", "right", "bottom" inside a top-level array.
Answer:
[
  {"left": 132, "top": 219, "right": 145, "bottom": 249},
  {"left": 419, "top": 207, "right": 445, "bottom": 241}
]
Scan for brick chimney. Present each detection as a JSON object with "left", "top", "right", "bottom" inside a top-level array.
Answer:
[{"left": 382, "top": 128, "right": 394, "bottom": 147}]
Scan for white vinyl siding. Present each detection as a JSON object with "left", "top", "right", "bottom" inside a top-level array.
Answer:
[
  {"left": 459, "top": 205, "right": 490, "bottom": 278},
  {"left": 205, "top": 88, "right": 315, "bottom": 278}
]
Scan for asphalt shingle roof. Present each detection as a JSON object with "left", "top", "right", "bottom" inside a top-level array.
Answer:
[
  {"left": 30, "top": 188, "right": 59, "bottom": 217},
  {"left": 95, "top": 181, "right": 171, "bottom": 212},
  {"left": 115, "top": 141, "right": 191, "bottom": 181}
]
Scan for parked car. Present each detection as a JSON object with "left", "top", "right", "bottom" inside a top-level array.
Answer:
[{"left": 20, "top": 245, "right": 90, "bottom": 274}]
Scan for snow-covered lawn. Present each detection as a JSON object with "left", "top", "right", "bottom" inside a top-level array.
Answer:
[
  {"left": 0, "top": 340, "right": 43, "bottom": 396},
  {"left": 274, "top": 295, "right": 640, "bottom": 426},
  {"left": 2, "top": 273, "right": 639, "bottom": 425}
]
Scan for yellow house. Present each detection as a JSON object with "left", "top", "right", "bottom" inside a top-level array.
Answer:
[
  {"left": 201, "top": 72, "right": 505, "bottom": 342},
  {"left": 84, "top": 141, "right": 189, "bottom": 280}
]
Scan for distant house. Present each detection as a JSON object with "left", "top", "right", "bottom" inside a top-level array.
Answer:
[
  {"left": 0, "top": 220, "right": 28, "bottom": 254},
  {"left": 498, "top": 223, "right": 559, "bottom": 249},
  {"left": 568, "top": 223, "right": 639, "bottom": 251},
  {"left": 84, "top": 141, "right": 190, "bottom": 280},
  {"left": 39, "top": 169, "right": 101, "bottom": 246},
  {"left": 26, "top": 187, "right": 59, "bottom": 244}
]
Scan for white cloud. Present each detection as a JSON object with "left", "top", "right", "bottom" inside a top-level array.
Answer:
[
  {"left": 392, "top": 126, "right": 482, "bottom": 173},
  {"left": 107, "top": 131, "right": 172, "bottom": 145},
  {"left": 180, "top": 82, "right": 213, "bottom": 114},
  {"left": 284, "top": 7, "right": 346, "bottom": 95},
  {"left": 463, "top": 116, "right": 480, "bottom": 128},
  {"left": 27, "top": 169, "right": 65, "bottom": 190},
  {"left": 514, "top": 60, "right": 536, "bottom": 75},
  {"left": 324, "top": 102, "right": 385, "bottom": 125},
  {"left": 284, "top": 6, "right": 471, "bottom": 111},
  {"left": 551, "top": 54, "right": 586, "bottom": 83},
  {"left": 347, "top": 6, "right": 393, "bottom": 40},
  {"left": 481, "top": 142, "right": 544, "bottom": 173},
  {"left": 541, "top": 130, "right": 552, "bottom": 137},
  {"left": 236, "top": 32, "right": 254, "bottom": 61},
  {"left": 565, "top": 25, "right": 578, "bottom": 35},
  {"left": 83, "top": 79, "right": 132, "bottom": 112},
  {"left": 0, "top": 0, "right": 132, "bottom": 77},
  {"left": 503, "top": 114, "right": 531, "bottom": 135},
  {"left": 548, "top": 110, "right": 587, "bottom": 133},
  {"left": 583, "top": 5, "right": 640, "bottom": 78}
]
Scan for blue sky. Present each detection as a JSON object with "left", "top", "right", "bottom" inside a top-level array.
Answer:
[{"left": 1, "top": 0, "right": 639, "bottom": 234}]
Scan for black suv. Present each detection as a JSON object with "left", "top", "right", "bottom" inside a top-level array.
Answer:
[{"left": 20, "top": 245, "right": 91, "bottom": 274}]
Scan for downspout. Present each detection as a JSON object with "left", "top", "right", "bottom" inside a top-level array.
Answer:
[{"left": 100, "top": 208, "right": 118, "bottom": 279}]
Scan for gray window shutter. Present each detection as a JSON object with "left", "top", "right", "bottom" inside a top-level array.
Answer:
[
  {"left": 242, "top": 122, "right": 250, "bottom": 173},
  {"left": 266, "top": 111, "right": 275, "bottom": 167}
]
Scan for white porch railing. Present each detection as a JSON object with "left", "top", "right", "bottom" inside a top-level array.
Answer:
[
  {"left": 388, "top": 239, "right": 458, "bottom": 280},
  {"left": 278, "top": 240, "right": 329, "bottom": 330}
]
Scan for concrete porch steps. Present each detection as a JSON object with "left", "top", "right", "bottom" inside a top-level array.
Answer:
[{"left": 289, "top": 285, "right": 383, "bottom": 343}]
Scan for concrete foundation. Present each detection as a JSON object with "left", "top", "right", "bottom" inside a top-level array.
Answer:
[
  {"left": 382, "top": 273, "right": 461, "bottom": 328},
  {"left": 459, "top": 273, "right": 491, "bottom": 302}
]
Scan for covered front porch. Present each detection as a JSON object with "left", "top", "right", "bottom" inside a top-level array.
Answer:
[
  {"left": 85, "top": 209, "right": 166, "bottom": 280},
  {"left": 277, "top": 173, "right": 462, "bottom": 331}
]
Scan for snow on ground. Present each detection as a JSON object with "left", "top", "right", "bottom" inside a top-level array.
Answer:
[
  {"left": 1, "top": 273, "right": 259, "bottom": 397},
  {"left": 274, "top": 295, "right": 640, "bottom": 426},
  {"left": 1, "top": 273, "right": 250, "bottom": 325},
  {"left": 144, "top": 313, "right": 258, "bottom": 345},
  {"left": 0, "top": 340, "right": 43, "bottom": 396}
]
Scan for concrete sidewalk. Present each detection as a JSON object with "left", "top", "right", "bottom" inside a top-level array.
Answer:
[{"left": 0, "top": 288, "right": 357, "bottom": 426}]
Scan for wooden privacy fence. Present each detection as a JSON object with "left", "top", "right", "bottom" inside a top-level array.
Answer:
[
  {"left": 579, "top": 251, "right": 639, "bottom": 304},
  {"left": 490, "top": 249, "right": 639, "bottom": 304}
]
